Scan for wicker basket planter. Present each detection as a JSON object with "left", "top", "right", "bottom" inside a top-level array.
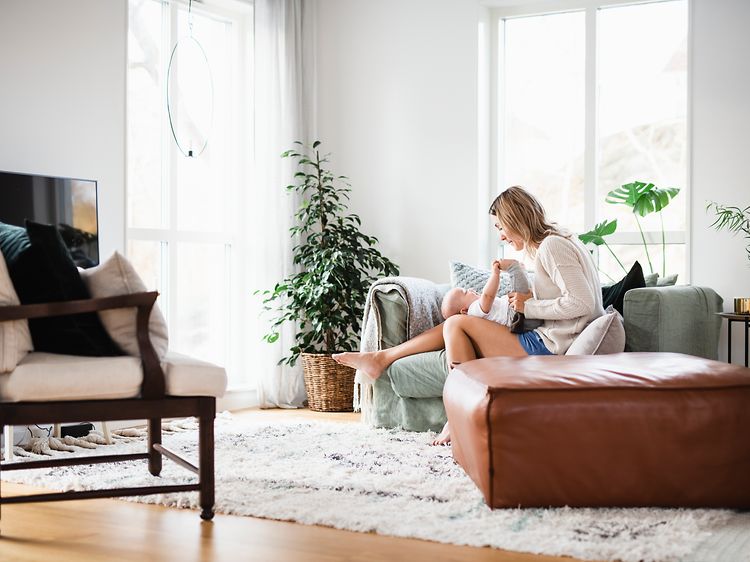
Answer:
[{"left": 300, "top": 353, "right": 356, "bottom": 412}]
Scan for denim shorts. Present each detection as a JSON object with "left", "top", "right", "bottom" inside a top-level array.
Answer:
[{"left": 517, "top": 330, "right": 554, "bottom": 356}]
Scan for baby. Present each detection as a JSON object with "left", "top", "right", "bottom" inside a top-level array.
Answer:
[{"left": 441, "top": 259, "right": 542, "bottom": 333}]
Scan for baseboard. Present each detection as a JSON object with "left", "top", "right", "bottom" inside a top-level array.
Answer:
[{"left": 217, "top": 387, "right": 259, "bottom": 412}]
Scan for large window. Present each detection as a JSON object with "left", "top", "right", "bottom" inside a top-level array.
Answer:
[
  {"left": 492, "top": 0, "right": 688, "bottom": 282},
  {"left": 127, "top": 0, "right": 253, "bottom": 388}
]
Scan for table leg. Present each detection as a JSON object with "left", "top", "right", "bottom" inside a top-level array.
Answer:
[
  {"left": 728, "top": 320, "right": 732, "bottom": 364},
  {"left": 745, "top": 319, "right": 748, "bottom": 368}
]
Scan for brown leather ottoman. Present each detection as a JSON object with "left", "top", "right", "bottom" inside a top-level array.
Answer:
[{"left": 444, "top": 352, "right": 750, "bottom": 508}]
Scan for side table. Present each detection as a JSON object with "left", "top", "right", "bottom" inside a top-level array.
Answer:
[{"left": 717, "top": 312, "right": 750, "bottom": 367}]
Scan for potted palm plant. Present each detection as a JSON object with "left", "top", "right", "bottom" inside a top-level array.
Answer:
[{"left": 258, "top": 141, "right": 399, "bottom": 411}]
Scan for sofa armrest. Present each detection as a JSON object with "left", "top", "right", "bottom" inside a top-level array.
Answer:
[
  {"left": 623, "top": 286, "right": 723, "bottom": 359},
  {"left": 0, "top": 292, "right": 166, "bottom": 399},
  {"left": 371, "top": 278, "right": 450, "bottom": 349}
]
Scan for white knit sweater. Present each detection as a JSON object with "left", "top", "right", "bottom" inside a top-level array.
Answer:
[{"left": 523, "top": 234, "right": 604, "bottom": 355}]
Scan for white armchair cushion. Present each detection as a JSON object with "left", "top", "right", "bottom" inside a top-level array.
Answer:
[
  {"left": 0, "top": 352, "right": 142, "bottom": 401},
  {"left": 0, "top": 351, "right": 227, "bottom": 402},
  {"left": 80, "top": 252, "right": 169, "bottom": 359},
  {"left": 163, "top": 351, "right": 228, "bottom": 397},
  {"left": 0, "top": 251, "right": 33, "bottom": 372}
]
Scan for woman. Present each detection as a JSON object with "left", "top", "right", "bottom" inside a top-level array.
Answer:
[{"left": 333, "top": 186, "right": 604, "bottom": 444}]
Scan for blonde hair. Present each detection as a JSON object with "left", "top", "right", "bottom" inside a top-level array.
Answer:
[{"left": 488, "top": 186, "right": 566, "bottom": 255}]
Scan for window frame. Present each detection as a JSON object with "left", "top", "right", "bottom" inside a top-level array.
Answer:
[
  {"left": 483, "top": 0, "right": 691, "bottom": 282},
  {"left": 125, "top": 0, "right": 254, "bottom": 391}
]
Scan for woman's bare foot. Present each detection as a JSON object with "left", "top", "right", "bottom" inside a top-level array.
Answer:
[
  {"left": 331, "top": 351, "right": 388, "bottom": 380},
  {"left": 431, "top": 422, "right": 451, "bottom": 446}
]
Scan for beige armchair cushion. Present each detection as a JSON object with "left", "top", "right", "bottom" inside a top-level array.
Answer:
[
  {"left": 0, "top": 251, "right": 33, "bottom": 372},
  {"left": 80, "top": 252, "right": 169, "bottom": 359},
  {"left": 0, "top": 351, "right": 227, "bottom": 402}
]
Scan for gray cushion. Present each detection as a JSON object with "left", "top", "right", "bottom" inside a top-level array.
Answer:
[
  {"left": 645, "top": 272, "right": 679, "bottom": 287},
  {"left": 566, "top": 306, "right": 625, "bottom": 355},
  {"left": 449, "top": 261, "right": 512, "bottom": 297}
]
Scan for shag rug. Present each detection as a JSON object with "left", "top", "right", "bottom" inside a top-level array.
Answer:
[{"left": 3, "top": 415, "right": 748, "bottom": 562}]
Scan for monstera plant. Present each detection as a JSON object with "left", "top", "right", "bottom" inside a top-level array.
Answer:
[{"left": 580, "top": 181, "right": 681, "bottom": 279}]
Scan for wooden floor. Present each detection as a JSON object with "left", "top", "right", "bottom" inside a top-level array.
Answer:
[{"left": 1, "top": 408, "right": 577, "bottom": 562}]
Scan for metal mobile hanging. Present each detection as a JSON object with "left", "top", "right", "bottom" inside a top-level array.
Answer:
[{"left": 166, "top": 0, "right": 214, "bottom": 158}]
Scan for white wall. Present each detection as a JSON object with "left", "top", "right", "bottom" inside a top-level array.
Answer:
[
  {"left": 691, "top": 0, "right": 750, "bottom": 361},
  {"left": 2, "top": 0, "right": 747, "bottom": 362},
  {"left": 0, "top": 0, "right": 127, "bottom": 257},
  {"left": 317, "top": 0, "right": 750, "bottom": 362},
  {"left": 316, "top": 0, "right": 480, "bottom": 282}
]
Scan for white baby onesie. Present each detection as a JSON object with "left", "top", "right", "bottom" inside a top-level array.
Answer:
[{"left": 467, "top": 295, "right": 511, "bottom": 326}]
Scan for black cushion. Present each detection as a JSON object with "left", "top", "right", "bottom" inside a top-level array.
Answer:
[
  {"left": 602, "top": 260, "right": 646, "bottom": 316},
  {"left": 0, "top": 220, "right": 122, "bottom": 356}
]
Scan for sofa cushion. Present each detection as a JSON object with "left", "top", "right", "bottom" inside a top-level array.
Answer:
[
  {"left": 449, "top": 261, "right": 512, "bottom": 297},
  {"left": 387, "top": 350, "right": 448, "bottom": 399},
  {"left": 80, "top": 252, "right": 169, "bottom": 359},
  {"left": 0, "top": 351, "right": 227, "bottom": 402},
  {"left": 0, "top": 221, "right": 122, "bottom": 357},
  {"left": 0, "top": 250, "right": 33, "bottom": 372},
  {"left": 644, "top": 272, "right": 679, "bottom": 287},
  {"left": 566, "top": 306, "right": 625, "bottom": 355}
]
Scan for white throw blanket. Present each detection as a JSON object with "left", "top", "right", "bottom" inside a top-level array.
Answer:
[{"left": 354, "top": 277, "right": 446, "bottom": 424}]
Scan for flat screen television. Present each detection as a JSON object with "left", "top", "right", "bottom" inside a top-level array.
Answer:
[{"left": 0, "top": 170, "right": 99, "bottom": 268}]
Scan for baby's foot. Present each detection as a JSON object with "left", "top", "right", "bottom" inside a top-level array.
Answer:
[
  {"left": 331, "top": 351, "right": 387, "bottom": 380},
  {"left": 431, "top": 422, "right": 451, "bottom": 446}
]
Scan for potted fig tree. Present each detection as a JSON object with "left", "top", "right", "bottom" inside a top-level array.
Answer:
[{"left": 258, "top": 141, "right": 399, "bottom": 412}]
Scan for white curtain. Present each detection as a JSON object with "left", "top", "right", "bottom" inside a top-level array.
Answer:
[{"left": 251, "top": 0, "right": 316, "bottom": 408}]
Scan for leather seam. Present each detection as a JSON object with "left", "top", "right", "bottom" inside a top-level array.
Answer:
[
  {"left": 485, "top": 384, "right": 750, "bottom": 394},
  {"left": 486, "top": 389, "right": 495, "bottom": 507}
]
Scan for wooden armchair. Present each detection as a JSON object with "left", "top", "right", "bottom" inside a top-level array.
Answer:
[{"left": 0, "top": 291, "right": 223, "bottom": 521}]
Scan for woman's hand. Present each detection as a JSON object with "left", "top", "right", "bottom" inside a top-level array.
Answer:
[{"left": 508, "top": 291, "right": 533, "bottom": 313}]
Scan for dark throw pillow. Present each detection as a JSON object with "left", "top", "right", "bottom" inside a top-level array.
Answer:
[
  {"left": 0, "top": 220, "right": 122, "bottom": 357},
  {"left": 601, "top": 260, "right": 646, "bottom": 316}
]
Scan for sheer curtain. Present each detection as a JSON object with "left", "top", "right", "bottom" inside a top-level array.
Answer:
[{"left": 251, "top": 0, "right": 316, "bottom": 408}]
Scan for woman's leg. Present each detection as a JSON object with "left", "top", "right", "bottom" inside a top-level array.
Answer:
[
  {"left": 332, "top": 323, "right": 446, "bottom": 380},
  {"left": 444, "top": 315, "right": 527, "bottom": 364},
  {"left": 432, "top": 316, "right": 527, "bottom": 445}
]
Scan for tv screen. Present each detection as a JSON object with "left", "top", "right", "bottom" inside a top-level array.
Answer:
[{"left": 0, "top": 170, "right": 99, "bottom": 267}]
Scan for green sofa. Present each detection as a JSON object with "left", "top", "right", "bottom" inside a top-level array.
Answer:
[{"left": 366, "top": 283, "right": 723, "bottom": 432}]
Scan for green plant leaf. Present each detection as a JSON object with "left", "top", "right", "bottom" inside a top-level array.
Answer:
[
  {"left": 578, "top": 219, "right": 618, "bottom": 246},
  {"left": 632, "top": 186, "right": 680, "bottom": 217},
  {"left": 605, "top": 181, "right": 654, "bottom": 209}
]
